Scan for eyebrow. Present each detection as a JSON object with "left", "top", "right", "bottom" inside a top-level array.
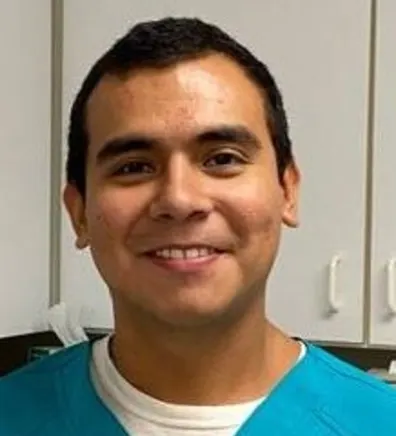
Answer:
[
  {"left": 197, "top": 125, "right": 261, "bottom": 150},
  {"left": 96, "top": 136, "right": 157, "bottom": 165},
  {"left": 95, "top": 124, "right": 261, "bottom": 165}
]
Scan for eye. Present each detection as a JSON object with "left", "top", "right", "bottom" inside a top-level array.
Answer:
[
  {"left": 113, "top": 160, "right": 155, "bottom": 176},
  {"left": 204, "top": 152, "right": 246, "bottom": 168}
]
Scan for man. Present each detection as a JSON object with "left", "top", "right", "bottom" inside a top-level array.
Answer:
[{"left": 1, "top": 17, "right": 396, "bottom": 435}]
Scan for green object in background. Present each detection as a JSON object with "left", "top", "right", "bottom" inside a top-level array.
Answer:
[{"left": 27, "top": 346, "right": 63, "bottom": 362}]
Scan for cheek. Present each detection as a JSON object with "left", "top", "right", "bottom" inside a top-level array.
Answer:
[
  {"left": 236, "top": 203, "right": 281, "bottom": 254},
  {"left": 85, "top": 189, "right": 142, "bottom": 244},
  {"left": 221, "top": 177, "right": 284, "bottom": 243},
  {"left": 221, "top": 179, "right": 284, "bottom": 285}
]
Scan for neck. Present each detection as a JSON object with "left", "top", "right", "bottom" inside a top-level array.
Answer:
[{"left": 110, "top": 302, "right": 300, "bottom": 405}]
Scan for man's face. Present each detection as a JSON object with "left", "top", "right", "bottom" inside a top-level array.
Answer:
[{"left": 64, "top": 53, "right": 299, "bottom": 327}]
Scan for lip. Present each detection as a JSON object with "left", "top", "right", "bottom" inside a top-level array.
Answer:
[
  {"left": 142, "top": 243, "right": 224, "bottom": 253},
  {"left": 143, "top": 249, "right": 224, "bottom": 273}
]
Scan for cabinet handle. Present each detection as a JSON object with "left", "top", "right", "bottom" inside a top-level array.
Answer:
[
  {"left": 387, "top": 258, "right": 396, "bottom": 315},
  {"left": 328, "top": 254, "right": 343, "bottom": 313}
]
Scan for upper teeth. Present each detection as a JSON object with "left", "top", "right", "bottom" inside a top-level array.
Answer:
[{"left": 154, "top": 247, "right": 215, "bottom": 259}]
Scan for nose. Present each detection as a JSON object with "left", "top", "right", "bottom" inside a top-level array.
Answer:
[{"left": 149, "top": 156, "right": 213, "bottom": 223}]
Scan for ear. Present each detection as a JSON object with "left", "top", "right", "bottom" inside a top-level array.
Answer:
[
  {"left": 281, "top": 161, "right": 300, "bottom": 228},
  {"left": 63, "top": 183, "right": 90, "bottom": 249}
]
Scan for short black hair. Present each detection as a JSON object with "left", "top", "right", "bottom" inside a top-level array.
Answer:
[{"left": 66, "top": 17, "right": 293, "bottom": 197}]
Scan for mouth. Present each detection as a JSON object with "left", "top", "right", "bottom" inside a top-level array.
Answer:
[
  {"left": 143, "top": 245, "right": 226, "bottom": 273},
  {"left": 147, "top": 245, "right": 222, "bottom": 259}
]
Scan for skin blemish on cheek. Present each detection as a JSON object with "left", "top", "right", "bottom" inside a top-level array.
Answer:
[{"left": 90, "top": 211, "right": 106, "bottom": 233}]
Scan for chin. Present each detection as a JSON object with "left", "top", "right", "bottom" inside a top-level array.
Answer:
[
  {"left": 154, "top": 310, "right": 231, "bottom": 329},
  {"left": 146, "top": 294, "right": 251, "bottom": 330}
]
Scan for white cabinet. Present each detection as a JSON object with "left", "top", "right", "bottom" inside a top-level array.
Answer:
[
  {"left": 0, "top": 1, "right": 51, "bottom": 337},
  {"left": 370, "top": 0, "right": 396, "bottom": 346},
  {"left": 61, "top": 0, "right": 371, "bottom": 342},
  {"left": 264, "top": 1, "right": 370, "bottom": 343}
]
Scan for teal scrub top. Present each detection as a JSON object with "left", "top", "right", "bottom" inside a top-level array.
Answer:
[{"left": 1, "top": 340, "right": 396, "bottom": 435}]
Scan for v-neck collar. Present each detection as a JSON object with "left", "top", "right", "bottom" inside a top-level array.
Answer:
[
  {"left": 65, "top": 340, "right": 316, "bottom": 435},
  {"left": 236, "top": 341, "right": 322, "bottom": 434}
]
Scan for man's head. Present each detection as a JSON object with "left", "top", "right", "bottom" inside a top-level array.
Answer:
[{"left": 64, "top": 17, "right": 300, "bottom": 328}]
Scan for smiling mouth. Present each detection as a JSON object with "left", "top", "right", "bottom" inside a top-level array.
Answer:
[{"left": 148, "top": 246, "right": 221, "bottom": 260}]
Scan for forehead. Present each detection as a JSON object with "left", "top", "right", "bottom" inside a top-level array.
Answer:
[{"left": 85, "top": 53, "right": 267, "bottom": 149}]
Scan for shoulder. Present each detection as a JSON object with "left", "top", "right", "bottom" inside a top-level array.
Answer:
[
  {"left": 300, "top": 343, "right": 396, "bottom": 433},
  {"left": 305, "top": 343, "right": 396, "bottom": 396},
  {"left": 0, "top": 340, "right": 90, "bottom": 390},
  {"left": 0, "top": 341, "right": 90, "bottom": 435}
]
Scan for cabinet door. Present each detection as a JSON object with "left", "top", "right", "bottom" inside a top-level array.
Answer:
[
  {"left": 62, "top": 0, "right": 370, "bottom": 342},
  {"left": 0, "top": 1, "right": 51, "bottom": 337},
  {"left": 370, "top": 0, "right": 396, "bottom": 346}
]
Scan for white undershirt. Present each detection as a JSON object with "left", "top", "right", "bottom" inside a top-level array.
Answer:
[{"left": 91, "top": 335, "right": 306, "bottom": 435}]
